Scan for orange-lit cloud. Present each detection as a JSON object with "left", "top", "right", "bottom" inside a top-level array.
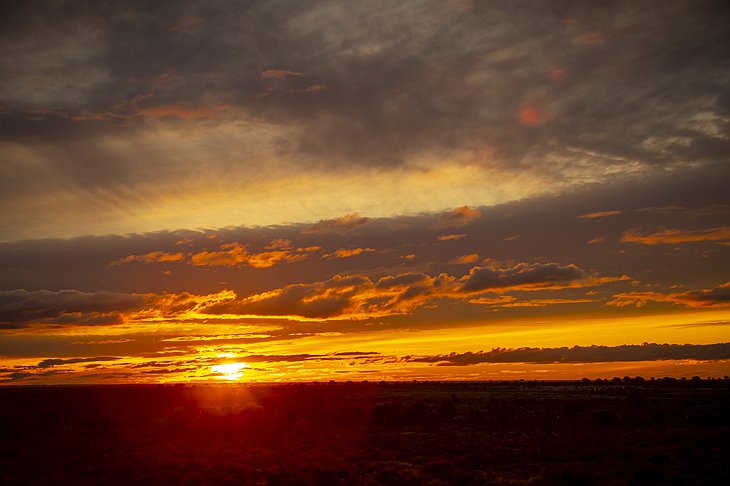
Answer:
[
  {"left": 323, "top": 248, "right": 376, "bottom": 259},
  {"left": 435, "top": 206, "right": 481, "bottom": 229},
  {"left": 586, "top": 236, "right": 605, "bottom": 244},
  {"left": 260, "top": 69, "right": 303, "bottom": 79},
  {"left": 1, "top": 260, "right": 628, "bottom": 327},
  {"left": 438, "top": 234, "right": 467, "bottom": 241},
  {"left": 578, "top": 210, "right": 621, "bottom": 219},
  {"left": 200, "top": 273, "right": 456, "bottom": 320},
  {"left": 190, "top": 243, "right": 250, "bottom": 267},
  {"left": 621, "top": 226, "right": 730, "bottom": 245},
  {"left": 190, "top": 241, "right": 319, "bottom": 268},
  {"left": 111, "top": 251, "right": 185, "bottom": 266},
  {"left": 468, "top": 296, "right": 594, "bottom": 308},
  {"left": 608, "top": 283, "right": 730, "bottom": 308},
  {"left": 450, "top": 253, "right": 480, "bottom": 264},
  {"left": 196, "top": 262, "right": 621, "bottom": 321},
  {"left": 303, "top": 213, "right": 371, "bottom": 234}
]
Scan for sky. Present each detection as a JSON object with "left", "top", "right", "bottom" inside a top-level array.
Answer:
[{"left": 1, "top": 0, "right": 729, "bottom": 384}]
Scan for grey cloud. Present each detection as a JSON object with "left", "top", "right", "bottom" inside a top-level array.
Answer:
[
  {"left": 0, "top": 6, "right": 110, "bottom": 108},
  {"left": 0, "top": 163, "right": 727, "bottom": 303},
  {"left": 1, "top": 1, "right": 729, "bottom": 240},
  {"left": 460, "top": 263, "right": 588, "bottom": 293},
  {"left": 0, "top": 289, "right": 146, "bottom": 328},
  {"left": 406, "top": 343, "right": 730, "bottom": 366},
  {"left": 36, "top": 356, "right": 121, "bottom": 369}
]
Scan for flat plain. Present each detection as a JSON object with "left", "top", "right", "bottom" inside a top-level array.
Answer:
[{"left": 1, "top": 380, "right": 728, "bottom": 485}]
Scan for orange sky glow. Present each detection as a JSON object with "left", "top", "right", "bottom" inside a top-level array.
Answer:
[{"left": 1, "top": 1, "right": 729, "bottom": 385}]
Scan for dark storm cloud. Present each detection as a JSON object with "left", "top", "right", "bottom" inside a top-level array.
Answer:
[
  {"left": 405, "top": 343, "right": 730, "bottom": 366},
  {"left": 1, "top": 1, "right": 729, "bottom": 241}
]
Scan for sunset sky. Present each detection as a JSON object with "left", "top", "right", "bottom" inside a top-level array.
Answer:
[{"left": 1, "top": 0, "right": 729, "bottom": 384}]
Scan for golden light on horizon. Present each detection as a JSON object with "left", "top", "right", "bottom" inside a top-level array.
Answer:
[{"left": 211, "top": 362, "right": 249, "bottom": 381}]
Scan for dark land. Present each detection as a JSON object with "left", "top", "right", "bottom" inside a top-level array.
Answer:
[{"left": 1, "top": 379, "right": 729, "bottom": 485}]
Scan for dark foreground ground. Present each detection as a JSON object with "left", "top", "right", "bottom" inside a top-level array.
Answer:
[{"left": 1, "top": 380, "right": 729, "bottom": 485}]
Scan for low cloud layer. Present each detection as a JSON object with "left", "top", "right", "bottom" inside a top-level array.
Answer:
[
  {"left": 406, "top": 343, "right": 730, "bottom": 366},
  {"left": 621, "top": 227, "right": 730, "bottom": 245},
  {"left": 0, "top": 289, "right": 146, "bottom": 328},
  {"left": 609, "top": 283, "right": 730, "bottom": 308}
]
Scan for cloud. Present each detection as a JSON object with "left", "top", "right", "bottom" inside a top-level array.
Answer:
[
  {"left": 608, "top": 283, "right": 730, "bottom": 308},
  {"left": 302, "top": 213, "right": 371, "bottom": 234},
  {"left": 289, "top": 84, "right": 327, "bottom": 94},
  {"left": 2, "top": 1, "right": 729, "bottom": 243},
  {"left": 468, "top": 296, "right": 594, "bottom": 308},
  {"left": 578, "top": 210, "right": 621, "bottom": 219},
  {"left": 73, "top": 338, "right": 134, "bottom": 345},
  {"left": 586, "top": 236, "right": 605, "bottom": 244},
  {"left": 621, "top": 226, "right": 730, "bottom": 245},
  {"left": 449, "top": 253, "right": 480, "bottom": 264},
  {"left": 405, "top": 342, "right": 730, "bottom": 366},
  {"left": 434, "top": 206, "right": 481, "bottom": 229},
  {"left": 201, "top": 272, "right": 457, "bottom": 320},
  {"left": 0, "top": 289, "right": 146, "bottom": 328},
  {"left": 323, "top": 248, "right": 376, "bottom": 259},
  {"left": 199, "top": 261, "right": 619, "bottom": 320},
  {"left": 135, "top": 104, "right": 233, "bottom": 120},
  {"left": 460, "top": 262, "right": 591, "bottom": 293},
  {"left": 36, "top": 356, "right": 120, "bottom": 368},
  {"left": 260, "top": 69, "right": 303, "bottom": 80},
  {"left": 111, "top": 251, "right": 184, "bottom": 265},
  {"left": 438, "top": 234, "right": 466, "bottom": 241},
  {"left": 170, "top": 15, "right": 207, "bottom": 34},
  {"left": 190, "top": 241, "right": 319, "bottom": 268}
]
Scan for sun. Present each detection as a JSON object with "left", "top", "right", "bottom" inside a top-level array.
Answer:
[{"left": 211, "top": 362, "right": 248, "bottom": 381}]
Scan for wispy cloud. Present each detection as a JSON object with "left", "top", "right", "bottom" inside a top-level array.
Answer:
[
  {"left": 621, "top": 226, "right": 730, "bottom": 245},
  {"left": 608, "top": 282, "right": 730, "bottom": 308},
  {"left": 578, "top": 210, "right": 621, "bottom": 220},
  {"left": 260, "top": 69, "right": 303, "bottom": 80},
  {"left": 323, "top": 248, "right": 376, "bottom": 259}
]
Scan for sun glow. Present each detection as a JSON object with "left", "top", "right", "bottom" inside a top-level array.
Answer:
[{"left": 211, "top": 362, "right": 249, "bottom": 381}]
